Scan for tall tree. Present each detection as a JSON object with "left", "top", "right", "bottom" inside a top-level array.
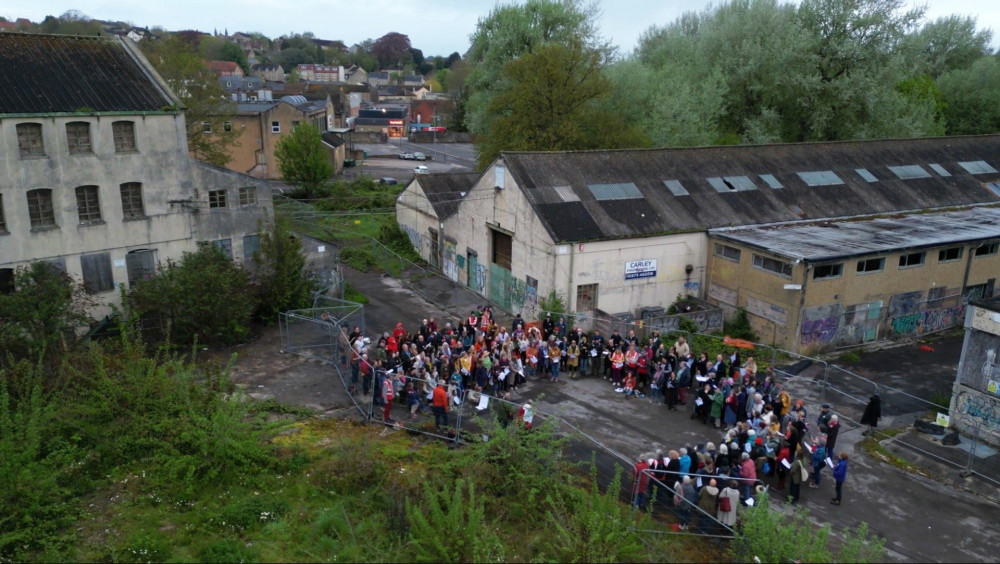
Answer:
[
  {"left": 902, "top": 15, "right": 994, "bottom": 78},
  {"left": 371, "top": 32, "right": 413, "bottom": 68},
  {"left": 275, "top": 123, "right": 333, "bottom": 193},
  {"left": 475, "top": 42, "right": 650, "bottom": 168},
  {"left": 937, "top": 57, "right": 1000, "bottom": 135},
  {"left": 139, "top": 35, "right": 239, "bottom": 166},
  {"left": 465, "top": 0, "right": 612, "bottom": 135}
]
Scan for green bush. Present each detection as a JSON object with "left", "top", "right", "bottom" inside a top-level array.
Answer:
[
  {"left": 112, "top": 531, "right": 172, "bottom": 563},
  {"left": 724, "top": 307, "right": 757, "bottom": 341},
  {"left": 406, "top": 479, "right": 503, "bottom": 563},
  {"left": 338, "top": 247, "right": 377, "bottom": 271},
  {"left": 126, "top": 244, "right": 256, "bottom": 347},
  {"left": 252, "top": 218, "right": 318, "bottom": 323},
  {"left": 731, "top": 491, "right": 885, "bottom": 563},
  {"left": 377, "top": 222, "right": 422, "bottom": 263}
]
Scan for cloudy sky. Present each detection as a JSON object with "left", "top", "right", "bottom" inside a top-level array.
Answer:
[{"left": 6, "top": 0, "right": 999, "bottom": 56}]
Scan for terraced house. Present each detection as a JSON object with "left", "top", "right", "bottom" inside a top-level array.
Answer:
[
  {"left": 0, "top": 33, "right": 271, "bottom": 321},
  {"left": 398, "top": 136, "right": 1000, "bottom": 353}
]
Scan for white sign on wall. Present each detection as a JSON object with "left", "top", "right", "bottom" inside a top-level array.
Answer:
[{"left": 625, "top": 259, "right": 657, "bottom": 280}]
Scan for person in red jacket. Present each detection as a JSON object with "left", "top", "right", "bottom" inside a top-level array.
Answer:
[
  {"left": 431, "top": 379, "right": 449, "bottom": 430},
  {"left": 633, "top": 456, "right": 652, "bottom": 509}
]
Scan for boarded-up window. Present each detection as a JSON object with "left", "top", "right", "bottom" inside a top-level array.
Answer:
[
  {"left": 75, "top": 185, "right": 102, "bottom": 224},
  {"left": 27, "top": 189, "right": 56, "bottom": 229},
  {"left": 112, "top": 121, "right": 137, "bottom": 152},
  {"left": 126, "top": 249, "right": 157, "bottom": 286},
  {"left": 120, "top": 182, "right": 145, "bottom": 219},
  {"left": 577, "top": 283, "right": 598, "bottom": 311},
  {"left": 81, "top": 252, "right": 114, "bottom": 293},
  {"left": 17, "top": 123, "right": 45, "bottom": 157},
  {"left": 492, "top": 229, "right": 512, "bottom": 270},
  {"left": 66, "top": 122, "right": 92, "bottom": 154}
]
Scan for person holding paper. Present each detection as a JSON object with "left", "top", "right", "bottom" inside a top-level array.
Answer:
[
  {"left": 809, "top": 437, "right": 827, "bottom": 488},
  {"left": 566, "top": 340, "right": 580, "bottom": 379},
  {"left": 789, "top": 451, "right": 808, "bottom": 504},
  {"left": 775, "top": 441, "right": 791, "bottom": 490},
  {"left": 831, "top": 452, "right": 849, "bottom": 505}
]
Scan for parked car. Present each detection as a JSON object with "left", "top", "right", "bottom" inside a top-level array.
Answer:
[
  {"left": 413, "top": 165, "right": 429, "bottom": 174},
  {"left": 428, "top": 126, "right": 447, "bottom": 133},
  {"left": 399, "top": 152, "right": 414, "bottom": 160},
  {"left": 379, "top": 177, "right": 398, "bottom": 185},
  {"left": 413, "top": 152, "right": 426, "bottom": 161}
]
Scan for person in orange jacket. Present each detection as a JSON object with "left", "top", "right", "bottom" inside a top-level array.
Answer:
[{"left": 431, "top": 379, "right": 449, "bottom": 430}]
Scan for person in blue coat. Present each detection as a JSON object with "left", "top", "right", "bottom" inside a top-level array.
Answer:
[{"left": 831, "top": 452, "right": 849, "bottom": 505}]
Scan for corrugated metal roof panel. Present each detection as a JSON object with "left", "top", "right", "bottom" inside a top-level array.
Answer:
[
  {"left": 553, "top": 185, "right": 580, "bottom": 202},
  {"left": 498, "top": 136, "right": 1000, "bottom": 244},
  {"left": 0, "top": 34, "right": 174, "bottom": 114},
  {"left": 664, "top": 180, "right": 689, "bottom": 196},
  {"left": 711, "top": 206, "right": 1000, "bottom": 261},
  {"left": 929, "top": 163, "right": 951, "bottom": 177},
  {"left": 888, "top": 165, "right": 932, "bottom": 180},
  {"left": 587, "top": 182, "right": 642, "bottom": 201},
  {"left": 958, "top": 160, "right": 999, "bottom": 174},
  {"left": 760, "top": 174, "right": 783, "bottom": 189},
  {"left": 856, "top": 168, "right": 878, "bottom": 182},
  {"left": 797, "top": 171, "right": 845, "bottom": 186}
]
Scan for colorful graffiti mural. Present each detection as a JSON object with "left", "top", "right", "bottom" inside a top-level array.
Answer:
[
  {"left": 956, "top": 389, "right": 1000, "bottom": 431},
  {"left": 800, "top": 304, "right": 841, "bottom": 345},
  {"left": 890, "top": 305, "right": 966, "bottom": 337}
]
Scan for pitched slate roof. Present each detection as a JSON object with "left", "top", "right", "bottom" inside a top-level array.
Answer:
[
  {"left": 500, "top": 135, "right": 1000, "bottom": 243},
  {"left": 413, "top": 172, "right": 480, "bottom": 221},
  {"left": 711, "top": 205, "right": 1000, "bottom": 261},
  {"left": 0, "top": 33, "right": 175, "bottom": 114}
]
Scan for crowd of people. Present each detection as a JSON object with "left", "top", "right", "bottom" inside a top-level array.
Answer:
[{"left": 334, "top": 305, "right": 850, "bottom": 531}]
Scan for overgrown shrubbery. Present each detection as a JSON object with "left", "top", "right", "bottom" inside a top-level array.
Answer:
[
  {"left": 252, "top": 217, "right": 318, "bottom": 323},
  {"left": 125, "top": 244, "right": 256, "bottom": 347},
  {"left": 731, "top": 491, "right": 885, "bottom": 563},
  {"left": 724, "top": 307, "right": 758, "bottom": 341}
]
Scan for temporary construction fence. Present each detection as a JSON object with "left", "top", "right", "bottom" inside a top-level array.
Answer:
[{"left": 776, "top": 362, "right": 1000, "bottom": 493}]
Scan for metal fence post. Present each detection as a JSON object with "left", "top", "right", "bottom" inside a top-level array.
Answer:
[
  {"left": 455, "top": 390, "right": 465, "bottom": 443},
  {"left": 821, "top": 362, "right": 830, "bottom": 402},
  {"left": 963, "top": 420, "right": 981, "bottom": 477}
]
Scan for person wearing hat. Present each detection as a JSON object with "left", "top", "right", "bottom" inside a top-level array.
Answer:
[
  {"left": 431, "top": 379, "right": 449, "bottom": 430},
  {"left": 817, "top": 403, "right": 833, "bottom": 434},
  {"left": 542, "top": 312, "right": 554, "bottom": 340}
]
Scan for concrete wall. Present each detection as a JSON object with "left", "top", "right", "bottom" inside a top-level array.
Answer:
[
  {"left": 0, "top": 112, "right": 271, "bottom": 320},
  {"left": 439, "top": 159, "right": 708, "bottom": 322},
  {"left": 706, "top": 235, "right": 999, "bottom": 353},
  {"left": 951, "top": 304, "right": 1000, "bottom": 447},
  {"left": 394, "top": 179, "right": 438, "bottom": 264}
]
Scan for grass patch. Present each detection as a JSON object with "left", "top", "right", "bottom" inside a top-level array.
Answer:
[
  {"left": 838, "top": 350, "right": 862, "bottom": 363},
  {"left": 859, "top": 426, "right": 936, "bottom": 478},
  {"left": 343, "top": 282, "right": 369, "bottom": 304}
]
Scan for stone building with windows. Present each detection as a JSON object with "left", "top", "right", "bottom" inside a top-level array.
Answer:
[
  {"left": 0, "top": 33, "right": 271, "bottom": 319},
  {"left": 398, "top": 137, "right": 1000, "bottom": 352}
]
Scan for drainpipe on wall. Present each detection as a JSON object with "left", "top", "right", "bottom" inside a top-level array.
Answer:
[
  {"left": 567, "top": 244, "right": 576, "bottom": 312},
  {"left": 961, "top": 241, "right": 979, "bottom": 298}
]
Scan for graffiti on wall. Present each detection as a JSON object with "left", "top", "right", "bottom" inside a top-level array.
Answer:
[
  {"left": 888, "top": 290, "right": 924, "bottom": 318},
  {"left": 801, "top": 304, "right": 841, "bottom": 345},
  {"left": 525, "top": 276, "right": 538, "bottom": 308},
  {"left": 890, "top": 305, "right": 966, "bottom": 337},
  {"left": 955, "top": 389, "right": 1000, "bottom": 431},
  {"left": 745, "top": 296, "right": 788, "bottom": 325},
  {"left": 708, "top": 283, "right": 738, "bottom": 306},
  {"left": 400, "top": 224, "right": 422, "bottom": 253},
  {"left": 642, "top": 309, "right": 724, "bottom": 333},
  {"left": 474, "top": 264, "right": 487, "bottom": 295},
  {"left": 443, "top": 240, "right": 459, "bottom": 281},
  {"left": 834, "top": 300, "right": 881, "bottom": 346}
]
